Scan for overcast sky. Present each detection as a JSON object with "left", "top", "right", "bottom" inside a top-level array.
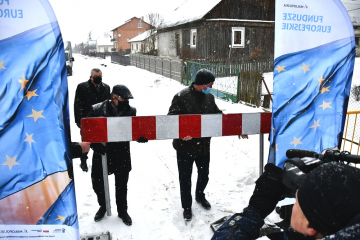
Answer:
[{"left": 48, "top": 0, "right": 185, "bottom": 45}]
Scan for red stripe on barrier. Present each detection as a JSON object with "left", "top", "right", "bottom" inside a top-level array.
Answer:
[
  {"left": 179, "top": 115, "right": 201, "bottom": 138},
  {"left": 81, "top": 118, "right": 108, "bottom": 142},
  {"left": 260, "top": 113, "right": 272, "bottom": 134},
  {"left": 132, "top": 116, "right": 157, "bottom": 141},
  {"left": 222, "top": 114, "right": 242, "bottom": 136}
]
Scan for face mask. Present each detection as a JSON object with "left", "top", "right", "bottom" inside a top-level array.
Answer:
[
  {"left": 117, "top": 100, "right": 129, "bottom": 111},
  {"left": 93, "top": 76, "right": 102, "bottom": 84},
  {"left": 202, "top": 87, "right": 212, "bottom": 95}
]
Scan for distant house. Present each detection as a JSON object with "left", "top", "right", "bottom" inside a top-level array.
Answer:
[
  {"left": 96, "top": 38, "right": 114, "bottom": 53},
  {"left": 128, "top": 30, "right": 157, "bottom": 54},
  {"left": 157, "top": 0, "right": 275, "bottom": 60},
  {"left": 341, "top": 0, "right": 360, "bottom": 56},
  {"left": 111, "top": 17, "right": 153, "bottom": 53}
]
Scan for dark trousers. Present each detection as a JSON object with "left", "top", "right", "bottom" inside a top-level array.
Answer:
[
  {"left": 91, "top": 153, "right": 129, "bottom": 213},
  {"left": 176, "top": 151, "right": 210, "bottom": 209}
]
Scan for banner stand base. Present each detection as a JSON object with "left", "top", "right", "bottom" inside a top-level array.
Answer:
[{"left": 80, "top": 231, "right": 111, "bottom": 240}]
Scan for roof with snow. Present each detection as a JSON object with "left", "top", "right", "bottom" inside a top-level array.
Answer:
[
  {"left": 341, "top": 0, "right": 360, "bottom": 27},
  {"left": 128, "top": 30, "right": 156, "bottom": 43},
  {"left": 97, "top": 38, "right": 113, "bottom": 46},
  {"left": 162, "top": 0, "right": 222, "bottom": 28},
  {"left": 110, "top": 17, "right": 151, "bottom": 31}
]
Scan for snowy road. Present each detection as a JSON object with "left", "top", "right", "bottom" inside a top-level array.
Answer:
[{"left": 68, "top": 54, "right": 269, "bottom": 239}]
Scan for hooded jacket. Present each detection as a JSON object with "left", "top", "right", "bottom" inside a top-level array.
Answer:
[
  {"left": 168, "top": 83, "right": 222, "bottom": 156},
  {"left": 86, "top": 99, "right": 136, "bottom": 173}
]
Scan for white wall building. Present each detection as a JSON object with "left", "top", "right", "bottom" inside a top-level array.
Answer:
[
  {"left": 128, "top": 30, "right": 157, "bottom": 54},
  {"left": 96, "top": 38, "right": 114, "bottom": 53}
]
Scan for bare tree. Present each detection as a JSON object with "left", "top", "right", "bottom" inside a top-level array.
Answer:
[
  {"left": 143, "top": 12, "right": 165, "bottom": 55},
  {"left": 88, "top": 31, "right": 92, "bottom": 41},
  {"left": 351, "top": 85, "right": 360, "bottom": 101},
  {"left": 103, "top": 32, "right": 111, "bottom": 38}
]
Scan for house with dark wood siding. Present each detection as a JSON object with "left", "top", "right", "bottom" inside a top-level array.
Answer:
[{"left": 157, "top": 0, "right": 275, "bottom": 61}]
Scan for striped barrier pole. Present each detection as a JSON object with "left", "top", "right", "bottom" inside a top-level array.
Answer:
[{"left": 81, "top": 112, "right": 272, "bottom": 215}]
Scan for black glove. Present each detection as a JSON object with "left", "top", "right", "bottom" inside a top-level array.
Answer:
[
  {"left": 137, "top": 137, "right": 148, "bottom": 143},
  {"left": 79, "top": 153, "right": 88, "bottom": 172},
  {"left": 248, "top": 163, "right": 285, "bottom": 219},
  {"left": 90, "top": 143, "right": 106, "bottom": 155}
]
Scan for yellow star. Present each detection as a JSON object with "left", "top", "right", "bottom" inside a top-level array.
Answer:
[
  {"left": 319, "top": 101, "right": 332, "bottom": 110},
  {"left": 320, "top": 86, "right": 330, "bottom": 94},
  {"left": 290, "top": 136, "right": 303, "bottom": 148},
  {"left": 55, "top": 215, "right": 65, "bottom": 221},
  {"left": 24, "top": 133, "right": 36, "bottom": 147},
  {"left": 317, "top": 75, "right": 325, "bottom": 86},
  {"left": 310, "top": 119, "right": 321, "bottom": 132},
  {"left": 2, "top": 155, "right": 19, "bottom": 171},
  {"left": 25, "top": 89, "right": 39, "bottom": 100},
  {"left": 275, "top": 65, "right": 286, "bottom": 73},
  {"left": 299, "top": 63, "right": 310, "bottom": 73},
  {"left": 0, "top": 61, "right": 6, "bottom": 70},
  {"left": 18, "top": 74, "right": 29, "bottom": 91},
  {"left": 27, "top": 109, "right": 45, "bottom": 122}
]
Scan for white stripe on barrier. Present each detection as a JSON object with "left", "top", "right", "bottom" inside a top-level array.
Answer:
[
  {"left": 107, "top": 117, "right": 132, "bottom": 142},
  {"left": 156, "top": 115, "right": 179, "bottom": 140},
  {"left": 242, "top": 113, "right": 261, "bottom": 135},
  {"left": 201, "top": 114, "right": 222, "bottom": 137}
]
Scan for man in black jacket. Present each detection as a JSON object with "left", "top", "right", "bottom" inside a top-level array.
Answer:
[
  {"left": 212, "top": 161, "right": 360, "bottom": 240},
  {"left": 168, "top": 69, "right": 222, "bottom": 221},
  {"left": 86, "top": 85, "right": 136, "bottom": 226},
  {"left": 74, "top": 68, "right": 110, "bottom": 172}
]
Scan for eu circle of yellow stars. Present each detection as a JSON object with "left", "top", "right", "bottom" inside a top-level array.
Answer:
[
  {"left": 0, "top": 61, "right": 65, "bottom": 222},
  {"left": 274, "top": 62, "right": 332, "bottom": 151},
  {"left": 1, "top": 61, "right": 44, "bottom": 170}
]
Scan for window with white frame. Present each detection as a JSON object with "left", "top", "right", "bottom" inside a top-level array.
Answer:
[
  {"left": 138, "top": 22, "right": 142, "bottom": 28},
  {"left": 232, "top": 27, "right": 245, "bottom": 48},
  {"left": 190, "top": 29, "right": 197, "bottom": 48}
]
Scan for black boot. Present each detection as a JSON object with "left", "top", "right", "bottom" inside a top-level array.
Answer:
[
  {"left": 196, "top": 197, "right": 211, "bottom": 210},
  {"left": 94, "top": 207, "right": 106, "bottom": 222},
  {"left": 118, "top": 211, "right": 132, "bottom": 226},
  {"left": 183, "top": 208, "right": 192, "bottom": 221},
  {"left": 80, "top": 153, "right": 88, "bottom": 172}
]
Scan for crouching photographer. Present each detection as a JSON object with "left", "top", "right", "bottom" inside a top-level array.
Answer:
[{"left": 211, "top": 149, "right": 360, "bottom": 240}]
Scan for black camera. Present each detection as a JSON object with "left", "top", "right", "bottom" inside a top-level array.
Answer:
[{"left": 282, "top": 149, "right": 360, "bottom": 198}]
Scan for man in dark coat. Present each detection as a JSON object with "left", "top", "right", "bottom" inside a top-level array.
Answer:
[
  {"left": 86, "top": 85, "right": 136, "bottom": 226},
  {"left": 74, "top": 68, "right": 110, "bottom": 172},
  {"left": 168, "top": 69, "right": 222, "bottom": 221}
]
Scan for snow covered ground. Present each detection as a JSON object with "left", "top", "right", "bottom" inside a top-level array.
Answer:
[
  {"left": 69, "top": 54, "right": 270, "bottom": 239},
  {"left": 69, "top": 55, "right": 360, "bottom": 239}
]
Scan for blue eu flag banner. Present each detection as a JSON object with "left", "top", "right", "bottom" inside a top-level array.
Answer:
[
  {"left": 0, "top": 1, "right": 78, "bottom": 239},
  {"left": 269, "top": 0, "right": 355, "bottom": 167}
]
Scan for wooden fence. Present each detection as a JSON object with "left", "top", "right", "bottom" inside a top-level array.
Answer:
[{"left": 130, "top": 54, "right": 184, "bottom": 82}]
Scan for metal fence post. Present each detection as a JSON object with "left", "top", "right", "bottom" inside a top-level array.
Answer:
[
  {"left": 101, "top": 143, "right": 111, "bottom": 216},
  {"left": 259, "top": 133, "right": 264, "bottom": 176}
]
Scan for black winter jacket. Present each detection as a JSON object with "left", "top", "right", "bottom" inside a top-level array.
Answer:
[
  {"left": 74, "top": 79, "right": 110, "bottom": 128},
  {"left": 213, "top": 206, "right": 360, "bottom": 240},
  {"left": 168, "top": 84, "right": 222, "bottom": 156},
  {"left": 86, "top": 100, "right": 136, "bottom": 173},
  {"left": 71, "top": 142, "right": 82, "bottom": 159}
]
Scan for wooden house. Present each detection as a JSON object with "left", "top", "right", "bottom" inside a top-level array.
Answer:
[{"left": 157, "top": 0, "right": 275, "bottom": 60}]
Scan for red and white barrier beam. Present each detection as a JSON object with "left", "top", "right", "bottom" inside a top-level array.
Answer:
[{"left": 81, "top": 113, "right": 272, "bottom": 143}]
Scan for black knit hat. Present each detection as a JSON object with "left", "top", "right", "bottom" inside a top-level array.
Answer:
[
  {"left": 111, "top": 85, "right": 133, "bottom": 99},
  {"left": 194, "top": 69, "right": 215, "bottom": 85},
  {"left": 298, "top": 162, "right": 360, "bottom": 236}
]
